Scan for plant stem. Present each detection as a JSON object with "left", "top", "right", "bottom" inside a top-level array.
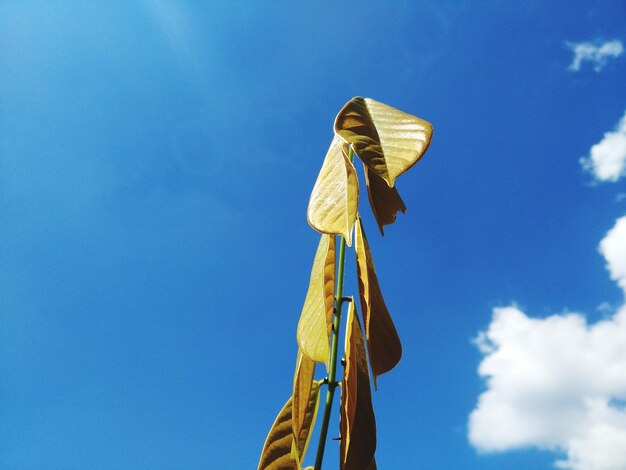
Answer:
[{"left": 313, "top": 146, "right": 354, "bottom": 470}]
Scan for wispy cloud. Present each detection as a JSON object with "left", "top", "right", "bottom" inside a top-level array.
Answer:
[
  {"left": 567, "top": 40, "right": 623, "bottom": 72},
  {"left": 139, "top": 0, "right": 209, "bottom": 80},
  {"left": 580, "top": 111, "right": 626, "bottom": 183},
  {"left": 469, "top": 215, "right": 626, "bottom": 470}
]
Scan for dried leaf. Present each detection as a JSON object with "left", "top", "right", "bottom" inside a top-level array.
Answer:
[
  {"left": 292, "top": 350, "right": 316, "bottom": 443},
  {"left": 307, "top": 135, "right": 359, "bottom": 246},
  {"left": 355, "top": 217, "right": 402, "bottom": 386},
  {"left": 293, "top": 381, "right": 321, "bottom": 466},
  {"left": 335, "top": 97, "right": 433, "bottom": 187},
  {"left": 364, "top": 164, "right": 406, "bottom": 235},
  {"left": 258, "top": 398, "right": 298, "bottom": 470},
  {"left": 257, "top": 383, "right": 321, "bottom": 470},
  {"left": 340, "top": 300, "right": 376, "bottom": 470},
  {"left": 297, "top": 234, "right": 336, "bottom": 366}
]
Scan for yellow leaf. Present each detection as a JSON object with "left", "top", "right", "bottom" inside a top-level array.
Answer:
[
  {"left": 364, "top": 163, "right": 406, "bottom": 235},
  {"left": 294, "top": 381, "right": 321, "bottom": 466},
  {"left": 335, "top": 97, "right": 433, "bottom": 187},
  {"left": 340, "top": 300, "right": 376, "bottom": 470},
  {"left": 297, "top": 234, "right": 336, "bottom": 366},
  {"left": 307, "top": 135, "right": 359, "bottom": 246},
  {"left": 257, "top": 382, "right": 321, "bottom": 470},
  {"left": 292, "top": 350, "right": 316, "bottom": 444},
  {"left": 355, "top": 217, "right": 402, "bottom": 386},
  {"left": 257, "top": 397, "right": 298, "bottom": 470}
]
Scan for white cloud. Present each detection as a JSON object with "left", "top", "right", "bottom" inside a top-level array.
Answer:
[
  {"left": 580, "top": 111, "right": 626, "bottom": 182},
  {"left": 567, "top": 40, "right": 623, "bottom": 72},
  {"left": 469, "top": 216, "right": 626, "bottom": 470},
  {"left": 600, "top": 216, "right": 626, "bottom": 292}
]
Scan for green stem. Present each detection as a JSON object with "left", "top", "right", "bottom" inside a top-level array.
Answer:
[{"left": 313, "top": 146, "right": 354, "bottom": 470}]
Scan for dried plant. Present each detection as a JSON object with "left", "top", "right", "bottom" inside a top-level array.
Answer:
[{"left": 258, "top": 97, "right": 433, "bottom": 470}]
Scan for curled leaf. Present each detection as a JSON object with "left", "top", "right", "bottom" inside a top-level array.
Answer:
[
  {"left": 335, "top": 97, "right": 433, "bottom": 187},
  {"left": 355, "top": 217, "right": 402, "bottom": 386},
  {"left": 258, "top": 383, "right": 321, "bottom": 470},
  {"left": 292, "top": 381, "right": 321, "bottom": 467},
  {"left": 297, "top": 234, "right": 336, "bottom": 366},
  {"left": 307, "top": 135, "right": 359, "bottom": 246},
  {"left": 292, "top": 350, "right": 316, "bottom": 443},
  {"left": 340, "top": 300, "right": 376, "bottom": 470},
  {"left": 364, "top": 164, "right": 406, "bottom": 235}
]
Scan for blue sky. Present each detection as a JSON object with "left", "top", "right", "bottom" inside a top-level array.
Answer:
[{"left": 1, "top": 1, "right": 626, "bottom": 469}]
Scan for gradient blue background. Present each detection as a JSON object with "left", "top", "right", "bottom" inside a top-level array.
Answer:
[{"left": 1, "top": 1, "right": 625, "bottom": 468}]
